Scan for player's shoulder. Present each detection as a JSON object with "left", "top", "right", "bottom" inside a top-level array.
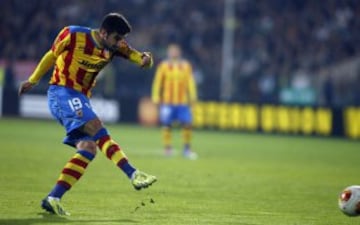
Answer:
[
  {"left": 157, "top": 60, "right": 170, "bottom": 68},
  {"left": 159, "top": 59, "right": 191, "bottom": 65},
  {"left": 66, "top": 25, "right": 92, "bottom": 34},
  {"left": 181, "top": 59, "right": 191, "bottom": 66},
  {"left": 179, "top": 59, "right": 192, "bottom": 69}
]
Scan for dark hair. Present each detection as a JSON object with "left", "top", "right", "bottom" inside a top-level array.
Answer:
[{"left": 101, "top": 13, "right": 132, "bottom": 35}]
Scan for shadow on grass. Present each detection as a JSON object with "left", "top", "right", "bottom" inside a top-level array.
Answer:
[{"left": 0, "top": 213, "right": 139, "bottom": 225}]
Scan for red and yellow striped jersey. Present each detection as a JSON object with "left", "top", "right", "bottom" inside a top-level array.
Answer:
[
  {"left": 152, "top": 59, "right": 197, "bottom": 105},
  {"left": 49, "top": 26, "right": 142, "bottom": 97}
]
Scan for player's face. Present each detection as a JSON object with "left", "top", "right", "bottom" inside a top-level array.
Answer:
[
  {"left": 101, "top": 31, "right": 124, "bottom": 52},
  {"left": 167, "top": 45, "right": 181, "bottom": 60}
]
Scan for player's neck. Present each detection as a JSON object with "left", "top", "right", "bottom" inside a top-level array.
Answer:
[
  {"left": 168, "top": 58, "right": 182, "bottom": 63},
  {"left": 91, "top": 29, "right": 104, "bottom": 49}
]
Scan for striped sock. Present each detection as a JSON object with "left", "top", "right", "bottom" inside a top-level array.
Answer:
[
  {"left": 162, "top": 127, "right": 172, "bottom": 149},
  {"left": 48, "top": 150, "right": 94, "bottom": 199},
  {"left": 96, "top": 135, "right": 136, "bottom": 178},
  {"left": 182, "top": 127, "right": 192, "bottom": 150}
]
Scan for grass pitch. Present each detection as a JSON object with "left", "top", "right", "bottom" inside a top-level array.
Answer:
[{"left": 0, "top": 117, "right": 359, "bottom": 225}]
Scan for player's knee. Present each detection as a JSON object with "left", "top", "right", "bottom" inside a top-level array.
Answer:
[
  {"left": 92, "top": 128, "right": 109, "bottom": 142},
  {"left": 76, "top": 141, "right": 97, "bottom": 155},
  {"left": 82, "top": 118, "right": 103, "bottom": 136}
]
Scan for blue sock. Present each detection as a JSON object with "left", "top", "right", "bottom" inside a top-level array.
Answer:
[
  {"left": 184, "top": 144, "right": 190, "bottom": 151},
  {"left": 48, "top": 184, "right": 68, "bottom": 199},
  {"left": 118, "top": 159, "right": 136, "bottom": 179}
]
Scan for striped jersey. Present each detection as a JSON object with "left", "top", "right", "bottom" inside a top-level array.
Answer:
[
  {"left": 152, "top": 59, "right": 197, "bottom": 105},
  {"left": 49, "top": 26, "right": 139, "bottom": 97}
]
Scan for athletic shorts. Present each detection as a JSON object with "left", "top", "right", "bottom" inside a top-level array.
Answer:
[
  {"left": 159, "top": 104, "right": 192, "bottom": 126},
  {"left": 47, "top": 85, "right": 97, "bottom": 147}
]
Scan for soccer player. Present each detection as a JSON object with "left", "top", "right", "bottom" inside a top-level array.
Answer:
[
  {"left": 151, "top": 44, "right": 198, "bottom": 160},
  {"left": 18, "top": 13, "right": 157, "bottom": 216}
]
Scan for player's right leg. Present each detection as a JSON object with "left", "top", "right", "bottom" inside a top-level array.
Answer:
[
  {"left": 41, "top": 140, "right": 97, "bottom": 216},
  {"left": 159, "top": 104, "right": 174, "bottom": 155},
  {"left": 162, "top": 126, "right": 172, "bottom": 156},
  {"left": 43, "top": 86, "right": 98, "bottom": 215}
]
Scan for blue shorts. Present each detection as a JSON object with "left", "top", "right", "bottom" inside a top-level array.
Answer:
[
  {"left": 48, "top": 85, "right": 98, "bottom": 147},
  {"left": 159, "top": 104, "right": 192, "bottom": 126}
]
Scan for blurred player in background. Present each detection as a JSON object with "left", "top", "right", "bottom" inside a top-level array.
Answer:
[
  {"left": 152, "top": 44, "right": 198, "bottom": 160},
  {"left": 18, "top": 13, "right": 157, "bottom": 216}
]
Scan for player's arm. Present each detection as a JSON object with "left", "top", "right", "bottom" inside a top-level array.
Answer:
[
  {"left": 187, "top": 63, "right": 198, "bottom": 105},
  {"left": 18, "top": 51, "right": 56, "bottom": 95},
  {"left": 116, "top": 40, "right": 153, "bottom": 68},
  {"left": 19, "top": 27, "right": 70, "bottom": 95},
  {"left": 151, "top": 63, "right": 164, "bottom": 105}
]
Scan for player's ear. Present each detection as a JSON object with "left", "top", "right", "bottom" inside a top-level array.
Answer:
[{"left": 99, "top": 28, "right": 108, "bottom": 40}]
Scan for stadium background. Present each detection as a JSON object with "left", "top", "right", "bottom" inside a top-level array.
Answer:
[
  {"left": 1, "top": 1, "right": 360, "bottom": 225},
  {"left": 0, "top": 0, "right": 360, "bottom": 138}
]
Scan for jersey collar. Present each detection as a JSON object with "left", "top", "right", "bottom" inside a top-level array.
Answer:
[{"left": 90, "top": 29, "right": 104, "bottom": 49}]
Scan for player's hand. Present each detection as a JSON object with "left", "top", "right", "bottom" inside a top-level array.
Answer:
[
  {"left": 140, "top": 52, "right": 153, "bottom": 68},
  {"left": 18, "top": 81, "right": 35, "bottom": 96}
]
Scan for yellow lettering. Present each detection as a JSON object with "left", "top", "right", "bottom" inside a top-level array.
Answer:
[
  {"left": 344, "top": 107, "right": 360, "bottom": 139},
  {"left": 277, "top": 106, "right": 291, "bottom": 133},
  {"left": 244, "top": 104, "right": 258, "bottom": 131},
  {"left": 230, "top": 104, "right": 242, "bottom": 130},
  {"left": 315, "top": 108, "right": 332, "bottom": 136},
  {"left": 285, "top": 107, "right": 300, "bottom": 134},
  {"left": 261, "top": 105, "right": 275, "bottom": 133},
  {"left": 192, "top": 102, "right": 204, "bottom": 128},
  {"left": 205, "top": 102, "right": 218, "bottom": 128},
  {"left": 218, "top": 103, "right": 229, "bottom": 129},
  {"left": 301, "top": 107, "right": 315, "bottom": 135}
]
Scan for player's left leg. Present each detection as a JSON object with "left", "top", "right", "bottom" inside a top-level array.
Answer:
[
  {"left": 181, "top": 124, "right": 197, "bottom": 160},
  {"left": 82, "top": 118, "right": 157, "bottom": 190},
  {"left": 178, "top": 105, "right": 198, "bottom": 160}
]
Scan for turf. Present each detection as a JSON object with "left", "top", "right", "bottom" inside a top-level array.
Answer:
[{"left": 0, "top": 117, "right": 359, "bottom": 225}]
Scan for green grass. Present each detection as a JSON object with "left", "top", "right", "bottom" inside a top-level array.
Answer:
[{"left": 0, "top": 117, "right": 360, "bottom": 225}]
